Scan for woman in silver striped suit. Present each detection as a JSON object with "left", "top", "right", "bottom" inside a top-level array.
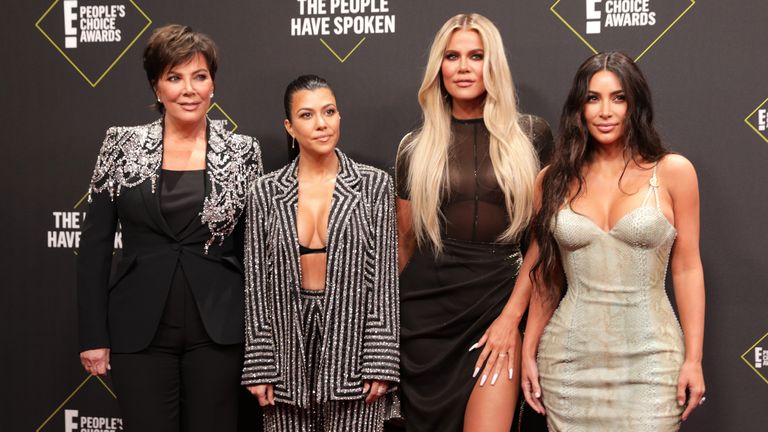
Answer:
[{"left": 242, "top": 75, "right": 399, "bottom": 432}]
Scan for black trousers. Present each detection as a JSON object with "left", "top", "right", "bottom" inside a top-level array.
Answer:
[{"left": 110, "top": 265, "right": 245, "bottom": 432}]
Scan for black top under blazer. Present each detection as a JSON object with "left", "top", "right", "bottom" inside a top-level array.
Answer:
[
  {"left": 77, "top": 118, "right": 263, "bottom": 353},
  {"left": 241, "top": 149, "right": 399, "bottom": 407}
]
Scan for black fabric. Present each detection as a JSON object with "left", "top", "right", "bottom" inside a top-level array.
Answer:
[
  {"left": 395, "top": 114, "right": 554, "bottom": 243},
  {"left": 299, "top": 244, "right": 328, "bottom": 255},
  {"left": 110, "top": 266, "right": 243, "bottom": 432},
  {"left": 399, "top": 238, "right": 522, "bottom": 432},
  {"left": 78, "top": 174, "right": 246, "bottom": 353},
  {"left": 396, "top": 114, "right": 553, "bottom": 432},
  {"left": 160, "top": 169, "right": 205, "bottom": 237}
]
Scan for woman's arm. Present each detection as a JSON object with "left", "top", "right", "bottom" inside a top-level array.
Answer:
[
  {"left": 361, "top": 173, "right": 400, "bottom": 387},
  {"left": 242, "top": 180, "right": 280, "bottom": 391},
  {"left": 396, "top": 198, "right": 416, "bottom": 272},
  {"left": 77, "top": 129, "right": 121, "bottom": 375},
  {"left": 663, "top": 155, "right": 706, "bottom": 420},
  {"left": 520, "top": 262, "right": 556, "bottom": 414},
  {"left": 471, "top": 168, "right": 551, "bottom": 385}
]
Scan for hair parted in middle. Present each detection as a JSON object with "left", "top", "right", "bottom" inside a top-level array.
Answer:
[
  {"left": 398, "top": 13, "right": 540, "bottom": 253},
  {"left": 530, "top": 51, "right": 669, "bottom": 304}
]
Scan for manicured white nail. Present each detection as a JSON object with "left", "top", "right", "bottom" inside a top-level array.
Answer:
[
  {"left": 468, "top": 343, "right": 479, "bottom": 351},
  {"left": 491, "top": 373, "right": 499, "bottom": 385},
  {"left": 472, "top": 367, "right": 480, "bottom": 378},
  {"left": 508, "top": 368, "right": 513, "bottom": 380},
  {"left": 535, "top": 391, "right": 541, "bottom": 398},
  {"left": 480, "top": 374, "right": 487, "bottom": 386}
]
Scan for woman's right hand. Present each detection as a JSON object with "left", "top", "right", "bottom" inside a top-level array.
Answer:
[
  {"left": 80, "top": 348, "right": 110, "bottom": 376},
  {"left": 247, "top": 384, "right": 275, "bottom": 407},
  {"left": 521, "top": 354, "right": 545, "bottom": 415}
]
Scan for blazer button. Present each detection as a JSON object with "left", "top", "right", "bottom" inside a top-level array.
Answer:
[{"left": 171, "top": 243, "right": 180, "bottom": 251}]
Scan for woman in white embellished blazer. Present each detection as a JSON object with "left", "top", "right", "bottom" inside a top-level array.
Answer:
[
  {"left": 77, "top": 25, "right": 262, "bottom": 432},
  {"left": 242, "top": 75, "right": 399, "bottom": 432}
]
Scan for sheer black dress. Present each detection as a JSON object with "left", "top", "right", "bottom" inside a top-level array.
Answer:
[{"left": 395, "top": 115, "right": 553, "bottom": 432}]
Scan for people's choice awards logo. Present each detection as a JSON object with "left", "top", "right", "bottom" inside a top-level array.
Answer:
[
  {"left": 36, "top": 0, "right": 152, "bottom": 86},
  {"left": 36, "top": 376, "right": 122, "bottom": 432},
  {"left": 745, "top": 97, "right": 768, "bottom": 144},
  {"left": 289, "top": 0, "right": 397, "bottom": 63},
  {"left": 742, "top": 331, "right": 768, "bottom": 384},
  {"left": 207, "top": 103, "right": 239, "bottom": 133},
  {"left": 551, "top": 0, "right": 695, "bottom": 60}
]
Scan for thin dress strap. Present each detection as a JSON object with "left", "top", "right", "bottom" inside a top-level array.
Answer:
[{"left": 641, "top": 163, "right": 661, "bottom": 209}]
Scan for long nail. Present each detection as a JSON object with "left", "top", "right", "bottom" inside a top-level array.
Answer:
[
  {"left": 472, "top": 367, "right": 480, "bottom": 378},
  {"left": 491, "top": 373, "right": 499, "bottom": 385},
  {"left": 480, "top": 374, "right": 487, "bottom": 386},
  {"left": 468, "top": 343, "right": 479, "bottom": 352},
  {"left": 508, "top": 368, "right": 514, "bottom": 380}
]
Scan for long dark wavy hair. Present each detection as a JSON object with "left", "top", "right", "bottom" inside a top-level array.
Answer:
[
  {"left": 283, "top": 74, "right": 333, "bottom": 161},
  {"left": 531, "top": 51, "right": 669, "bottom": 304}
]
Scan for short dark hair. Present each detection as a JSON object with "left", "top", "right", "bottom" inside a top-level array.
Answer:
[
  {"left": 143, "top": 24, "right": 218, "bottom": 112},
  {"left": 283, "top": 75, "right": 334, "bottom": 160}
]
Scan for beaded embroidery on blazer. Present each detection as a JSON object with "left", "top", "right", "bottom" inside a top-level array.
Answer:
[
  {"left": 242, "top": 149, "right": 399, "bottom": 407},
  {"left": 88, "top": 117, "right": 262, "bottom": 252}
]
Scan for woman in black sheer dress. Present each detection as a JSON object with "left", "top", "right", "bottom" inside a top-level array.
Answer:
[{"left": 395, "top": 13, "right": 552, "bottom": 432}]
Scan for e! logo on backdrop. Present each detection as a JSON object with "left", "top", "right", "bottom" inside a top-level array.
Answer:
[
  {"left": 35, "top": 0, "right": 152, "bottom": 86},
  {"left": 35, "top": 376, "right": 122, "bottom": 432},
  {"left": 551, "top": 0, "right": 695, "bottom": 60},
  {"left": 745, "top": 97, "right": 768, "bottom": 144},
  {"left": 742, "top": 332, "right": 768, "bottom": 385}
]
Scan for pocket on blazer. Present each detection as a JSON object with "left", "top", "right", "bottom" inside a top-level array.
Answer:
[{"left": 108, "top": 254, "right": 137, "bottom": 290}]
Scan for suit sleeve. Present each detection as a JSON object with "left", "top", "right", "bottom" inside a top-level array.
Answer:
[
  {"left": 77, "top": 128, "right": 119, "bottom": 351},
  {"left": 360, "top": 173, "right": 400, "bottom": 383},
  {"left": 241, "top": 181, "right": 281, "bottom": 385}
]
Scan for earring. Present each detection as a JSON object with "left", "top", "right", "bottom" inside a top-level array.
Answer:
[
  {"left": 210, "top": 92, "right": 214, "bottom": 99},
  {"left": 156, "top": 96, "right": 161, "bottom": 102},
  {"left": 291, "top": 136, "right": 296, "bottom": 149}
]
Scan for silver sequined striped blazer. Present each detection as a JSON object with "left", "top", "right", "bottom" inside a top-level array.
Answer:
[{"left": 241, "top": 149, "right": 399, "bottom": 407}]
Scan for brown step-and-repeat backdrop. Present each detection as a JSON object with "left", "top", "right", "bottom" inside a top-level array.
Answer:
[{"left": 2, "top": 1, "right": 767, "bottom": 430}]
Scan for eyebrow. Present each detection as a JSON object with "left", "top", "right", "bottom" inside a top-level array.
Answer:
[
  {"left": 167, "top": 68, "right": 209, "bottom": 75},
  {"left": 297, "top": 103, "right": 336, "bottom": 111},
  {"left": 587, "top": 89, "right": 625, "bottom": 95},
  {"left": 444, "top": 48, "right": 484, "bottom": 53}
]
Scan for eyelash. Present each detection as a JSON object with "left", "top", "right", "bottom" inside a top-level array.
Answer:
[
  {"left": 587, "top": 95, "right": 626, "bottom": 102},
  {"left": 444, "top": 53, "right": 483, "bottom": 61},
  {"left": 166, "top": 74, "right": 208, "bottom": 81}
]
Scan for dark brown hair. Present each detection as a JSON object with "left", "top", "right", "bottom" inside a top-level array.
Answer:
[
  {"left": 143, "top": 24, "right": 218, "bottom": 112},
  {"left": 531, "top": 51, "right": 669, "bottom": 304}
]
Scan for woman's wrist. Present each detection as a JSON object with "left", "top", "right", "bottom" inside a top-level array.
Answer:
[{"left": 498, "top": 306, "right": 523, "bottom": 324}]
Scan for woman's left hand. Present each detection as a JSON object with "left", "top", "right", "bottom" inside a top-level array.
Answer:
[
  {"left": 471, "top": 314, "right": 519, "bottom": 386},
  {"left": 677, "top": 360, "right": 705, "bottom": 420},
  {"left": 363, "top": 380, "right": 389, "bottom": 404}
]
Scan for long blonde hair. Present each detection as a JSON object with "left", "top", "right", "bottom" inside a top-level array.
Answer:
[{"left": 399, "top": 13, "right": 539, "bottom": 253}]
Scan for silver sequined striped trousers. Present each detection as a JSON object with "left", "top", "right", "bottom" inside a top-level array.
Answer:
[{"left": 263, "top": 289, "right": 387, "bottom": 432}]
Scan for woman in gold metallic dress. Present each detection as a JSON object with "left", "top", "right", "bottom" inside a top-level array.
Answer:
[{"left": 519, "top": 52, "right": 706, "bottom": 431}]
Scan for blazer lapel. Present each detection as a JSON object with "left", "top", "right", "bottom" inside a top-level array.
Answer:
[
  {"left": 273, "top": 159, "right": 303, "bottom": 292},
  {"left": 140, "top": 119, "right": 177, "bottom": 240},
  {"left": 323, "top": 150, "right": 361, "bottom": 288}
]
